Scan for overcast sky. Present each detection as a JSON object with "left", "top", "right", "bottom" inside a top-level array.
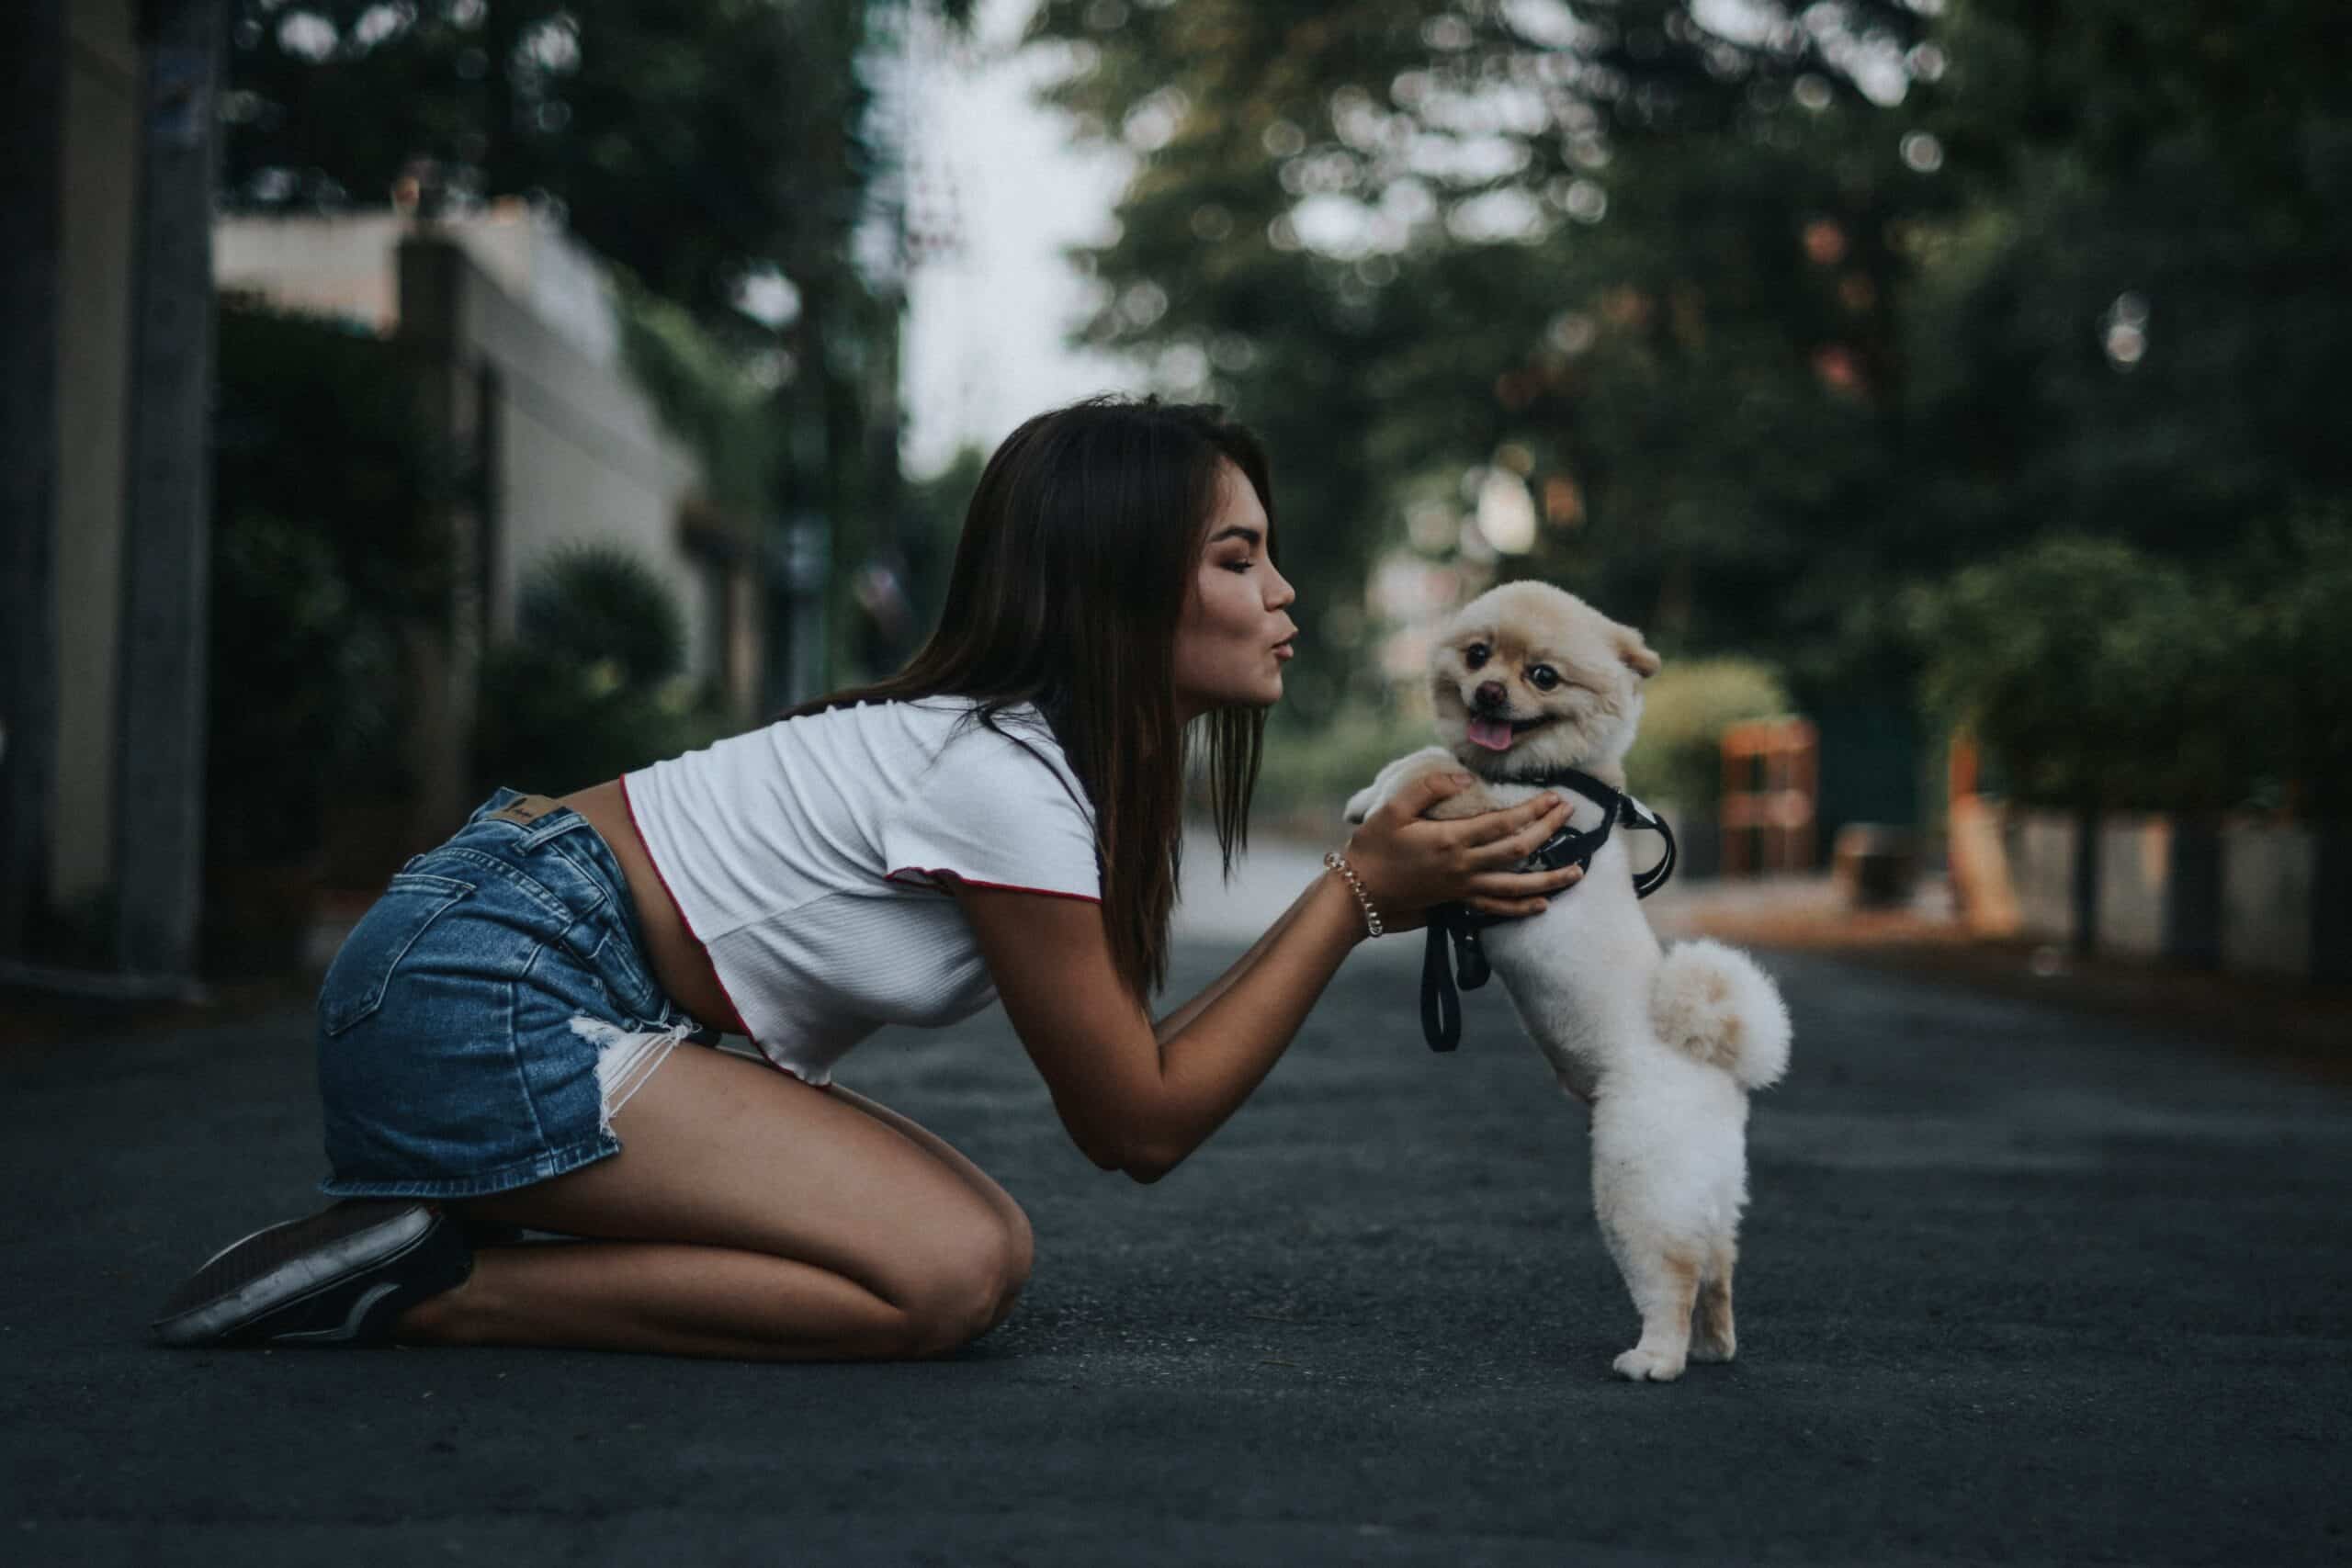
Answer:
[{"left": 898, "top": 0, "right": 1148, "bottom": 479}]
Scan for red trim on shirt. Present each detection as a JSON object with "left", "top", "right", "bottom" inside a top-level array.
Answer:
[
  {"left": 619, "top": 773, "right": 754, "bottom": 1038},
  {"left": 884, "top": 867, "right": 1102, "bottom": 904}
]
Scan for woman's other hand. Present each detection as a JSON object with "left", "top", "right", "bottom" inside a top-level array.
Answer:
[{"left": 1338, "top": 772, "right": 1583, "bottom": 931}]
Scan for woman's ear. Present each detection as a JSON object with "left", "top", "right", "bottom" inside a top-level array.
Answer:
[{"left": 1614, "top": 625, "right": 1662, "bottom": 679}]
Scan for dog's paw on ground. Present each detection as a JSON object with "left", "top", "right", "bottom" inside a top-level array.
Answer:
[
  {"left": 1611, "top": 1347, "right": 1687, "bottom": 1382},
  {"left": 1688, "top": 1335, "right": 1736, "bottom": 1363}
]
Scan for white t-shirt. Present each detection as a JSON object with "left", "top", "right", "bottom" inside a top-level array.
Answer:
[{"left": 620, "top": 696, "right": 1102, "bottom": 1086}]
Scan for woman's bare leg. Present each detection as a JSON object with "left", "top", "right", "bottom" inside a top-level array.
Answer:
[
  {"left": 396, "top": 1045, "right": 1029, "bottom": 1359},
  {"left": 821, "top": 1080, "right": 1034, "bottom": 1334}
]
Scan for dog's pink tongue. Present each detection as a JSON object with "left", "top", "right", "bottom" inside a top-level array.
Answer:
[{"left": 1467, "top": 716, "right": 1515, "bottom": 751}]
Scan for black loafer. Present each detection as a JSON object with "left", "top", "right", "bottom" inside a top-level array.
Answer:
[{"left": 152, "top": 1199, "right": 473, "bottom": 1348}]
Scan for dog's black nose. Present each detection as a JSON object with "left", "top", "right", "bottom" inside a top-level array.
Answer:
[{"left": 1475, "top": 680, "right": 1508, "bottom": 710}]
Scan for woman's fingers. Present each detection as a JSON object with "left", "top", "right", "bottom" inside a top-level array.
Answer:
[
  {"left": 1463, "top": 895, "right": 1549, "bottom": 918},
  {"left": 1467, "top": 863, "right": 1584, "bottom": 900},
  {"left": 1381, "top": 768, "right": 1474, "bottom": 824},
  {"left": 1464, "top": 797, "right": 1571, "bottom": 867},
  {"left": 1456, "top": 790, "right": 1565, "bottom": 847}
]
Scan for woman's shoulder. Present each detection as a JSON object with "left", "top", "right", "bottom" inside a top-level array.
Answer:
[{"left": 894, "top": 694, "right": 1061, "bottom": 751}]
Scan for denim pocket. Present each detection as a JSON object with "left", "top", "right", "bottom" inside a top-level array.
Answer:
[{"left": 318, "top": 872, "right": 477, "bottom": 1037}]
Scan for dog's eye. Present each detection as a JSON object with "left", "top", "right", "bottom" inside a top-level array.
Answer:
[
  {"left": 1464, "top": 643, "right": 1489, "bottom": 670},
  {"left": 1529, "top": 666, "right": 1560, "bottom": 691}
]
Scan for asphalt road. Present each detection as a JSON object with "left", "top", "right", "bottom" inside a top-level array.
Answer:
[{"left": 3, "top": 931, "right": 2346, "bottom": 1566}]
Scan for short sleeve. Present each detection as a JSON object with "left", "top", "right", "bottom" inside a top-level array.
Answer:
[{"left": 879, "top": 720, "right": 1102, "bottom": 903}]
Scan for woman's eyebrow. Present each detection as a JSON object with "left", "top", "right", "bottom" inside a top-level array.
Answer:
[{"left": 1208, "top": 525, "right": 1262, "bottom": 547}]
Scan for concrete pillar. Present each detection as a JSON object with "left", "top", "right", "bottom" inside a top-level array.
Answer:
[
  {"left": 392, "top": 237, "right": 485, "bottom": 847},
  {"left": 2221, "top": 818, "right": 2313, "bottom": 978},
  {"left": 2009, "top": 807, "right": 2079, "bottom": 948},
  {"left": 111, "top": 0, "right": 225, "bottom": 977}
]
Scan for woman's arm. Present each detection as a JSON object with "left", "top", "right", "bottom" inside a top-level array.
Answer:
[
  {"left": 954, "top": 773, "right": 1580, "bottom": 1183},
  {"left": 1148, "top": 873, "right": 1321, "bottom": 1045}
]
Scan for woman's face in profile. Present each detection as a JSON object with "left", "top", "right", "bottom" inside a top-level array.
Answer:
[{"left": 1173, "top": 459, "right": 1298, "bottom": 721}]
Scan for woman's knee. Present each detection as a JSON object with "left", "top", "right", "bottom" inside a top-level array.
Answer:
[{"left": 897, "top": 1211, "right": 1029, "bottom": 1355}]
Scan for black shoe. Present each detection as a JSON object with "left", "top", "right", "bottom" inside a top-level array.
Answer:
[{"left": 152, "top": 1199, "right": 474, "bottom": 1348}]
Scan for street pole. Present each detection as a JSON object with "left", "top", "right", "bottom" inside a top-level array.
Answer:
[
  {"left": 111, "top": 0, "right": 226, "bottom": 978},
  {"left": 0, "top": 0, "right": 65, "bottom": 960}
]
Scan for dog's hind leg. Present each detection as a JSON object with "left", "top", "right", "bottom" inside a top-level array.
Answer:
[
  {"left": 1610, "top": 1247, "right": 1700, "bottom": 1382},
  {"left": 1690, "top": 1237, "right": 1736, "bottom": 1363}
]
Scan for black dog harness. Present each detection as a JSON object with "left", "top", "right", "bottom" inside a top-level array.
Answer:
[{"left": 1419, "top": 768, "right": 1678, "bottom": 1053}]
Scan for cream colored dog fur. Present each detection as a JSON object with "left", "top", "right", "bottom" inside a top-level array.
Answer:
[{"left": 1345, "top": 581, "right": 1792, "bottom": 1382}]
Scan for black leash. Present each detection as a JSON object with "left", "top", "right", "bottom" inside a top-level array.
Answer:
[{"left": 1418, "top": 768, "right": 1677, "bottom": 1053}]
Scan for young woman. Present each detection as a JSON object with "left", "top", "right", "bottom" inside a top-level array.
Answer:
[{"left": 153, "top": 394, "right": 1584, "bottom": 1361}]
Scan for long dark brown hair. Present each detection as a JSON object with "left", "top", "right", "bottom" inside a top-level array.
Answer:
[{"left": 778, "top": 392, "right": 1277, "bottom": 1002}]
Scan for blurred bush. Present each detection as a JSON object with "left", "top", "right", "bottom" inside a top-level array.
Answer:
[
  {"left": 205, "top": 303, "right": 445, "bottom": 974},
  {"left": 473, "top": 545, "right": 737, "bottom": 798},
  {"left": 2250, "top": 511, "right": 2352, "bottom": 817},
  {"left": 1247, "top": 694, "right": 1436, "bottom": 828},
  {"left": 1907, "top": 525, "right": 2352, "bottom": 814},
  {"left": 1622, "top": 659, "right": 1795, "bottom": 819}
]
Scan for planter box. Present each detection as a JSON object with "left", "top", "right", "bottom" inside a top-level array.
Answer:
[
  {"left": 2008, "top": 807, "right": 2082, "bottom": 947},
  {"left": 2098, "top": 814, "right": 2222, "bottom": 966},
  {"left": 2222, "top": 818, "right": 2313, "bottom": 978}
]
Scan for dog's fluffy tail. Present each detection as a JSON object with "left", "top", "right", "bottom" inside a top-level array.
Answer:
[{"left": 1649, "top": 939, "right": 1792, "bottom": 1090}]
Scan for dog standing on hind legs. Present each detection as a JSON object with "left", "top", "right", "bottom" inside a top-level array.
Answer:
[{"left": 1346, "top": 581, "right": 1792, "bottom": 1382}]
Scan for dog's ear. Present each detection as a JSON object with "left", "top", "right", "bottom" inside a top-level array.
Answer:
[{"left": 1614, "top": 625, "right": 1661, "bottom": 679}]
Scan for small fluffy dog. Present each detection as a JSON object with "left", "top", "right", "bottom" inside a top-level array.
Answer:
[{"left": 1346, "top": 581, "right": 1792, "bottom": 1382}]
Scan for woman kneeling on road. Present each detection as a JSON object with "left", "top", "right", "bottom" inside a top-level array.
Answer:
[{"left": 153, "top": 393, "right": 1582, "bottom": 1360}]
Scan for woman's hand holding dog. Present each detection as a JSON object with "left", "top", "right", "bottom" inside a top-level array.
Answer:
[{"left": 1338, "top": 771, "right": 1582, "bottom": 933}]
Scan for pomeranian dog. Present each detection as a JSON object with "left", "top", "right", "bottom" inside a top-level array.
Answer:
[{"left": 1345, "top": 581, "right": 1792, "bottom": 1382}]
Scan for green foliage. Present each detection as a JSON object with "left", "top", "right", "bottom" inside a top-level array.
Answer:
[
  {"left": 474, "top": 545, "right": 737, "bottom": 797},
  {"left": 209, "top": 302, "right": 447, "bottom": 865},
  {"left": 1623, "top": 660, "right": 1794, "bottom": 816},
  {"left": 1909, "top": 536, "right": 2255, "bottom": 811},
  {"left": 1249, "top": 695, "right": 1437, "bottom": 825},
  {"left": 2249, "top": 510, "right": 2352, "bottom": 816},
  {"left": 1028, "top": 0, "right": 1951, "bottom": 686},
  {"left": 219, "top": 0, "right": 958, "bottom": 334},
  {"left": 614, "top": 277, "right": 778, "bottom": 517},
  {"left": 1028, "top": 0, "right": 2352, "bottom": 827},
  {"left": 514, "top": 543, "right": 687, "bottom": 687}
]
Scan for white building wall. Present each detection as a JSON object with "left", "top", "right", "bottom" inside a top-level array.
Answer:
[{"left": 211, "top": 210, "right": 720, "bottom": 686}]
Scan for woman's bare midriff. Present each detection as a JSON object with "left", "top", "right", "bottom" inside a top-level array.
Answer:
[{"left": 557, "top": 780, "right": 750, "bottom": 1037}]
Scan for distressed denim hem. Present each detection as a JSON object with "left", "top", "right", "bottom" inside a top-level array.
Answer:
[{"left": 317, "top": 1132, "right": 622, "bottom": 1202}]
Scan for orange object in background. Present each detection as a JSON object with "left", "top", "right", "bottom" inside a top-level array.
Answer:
[
  {"left": 1720, "top": 717, "right": 1818, "bottom": 875},
  {"left": 1942, "top": 731, "right": 2023, "bottom": 938}
]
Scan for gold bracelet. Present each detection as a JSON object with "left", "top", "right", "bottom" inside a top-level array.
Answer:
[{"left": 1322, "top": 851, "right": 1385, "bottom": 939}]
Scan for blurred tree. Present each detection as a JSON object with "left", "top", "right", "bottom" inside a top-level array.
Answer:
[
  {"left": 223, "top": 0, "right": 979, "bottom": 702},
  {"left": 1903, "top": 0, "right": 2352, "bottom": 570},
  {"left": 1025, "top": 0, "right": 1946, "bottom": 706},
  {"left": 223, "top": 0, "right": 968, "bottom": 331}
]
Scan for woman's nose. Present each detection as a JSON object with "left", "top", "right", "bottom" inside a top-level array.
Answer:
[{"left": 1266, "top": 563, "right": 1297, "bottom": 609}]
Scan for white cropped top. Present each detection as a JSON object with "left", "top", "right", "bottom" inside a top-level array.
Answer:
[{"left": 620, "top": 696, "right": 1102, "bottom": 1086}]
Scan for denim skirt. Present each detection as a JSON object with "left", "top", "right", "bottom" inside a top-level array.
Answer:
[{"left": 314, "top": 786, "right": 710, "bottom": 1200}]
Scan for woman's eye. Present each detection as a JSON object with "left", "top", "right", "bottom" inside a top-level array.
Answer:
[
  {"left": 1224, "top": 558, "right": 1254, "bottom": 574},
  {"left": 1464, "top": 644, "right": 1488, "bottom": 669},
  {"left": 1529, "top": 667, "right": 1560, "bottom": 691}
]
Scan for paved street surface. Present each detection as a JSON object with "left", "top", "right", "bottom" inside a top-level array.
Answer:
[{"left": 4, "top": 842, "right": 2346, "bottom": 1565}]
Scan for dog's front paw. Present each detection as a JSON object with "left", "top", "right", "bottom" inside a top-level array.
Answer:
[
  {"left": 1688, "top": 1336, "right": 1736, "bottom": 1364},
  {"left": 1344, "top": 747, "right": 1464, "bottom": 824},
  {"left": 1611, "top": 1347, "right": 1687, "bottom": 1382}
]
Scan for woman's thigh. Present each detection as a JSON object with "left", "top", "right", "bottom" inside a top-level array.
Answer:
[
  {"left": 453, "top": 1044, "right": 1022, "bottom": 1313},
  {"left": 822, "top": 1080, "right": 1033, "bottom": 1278}
]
